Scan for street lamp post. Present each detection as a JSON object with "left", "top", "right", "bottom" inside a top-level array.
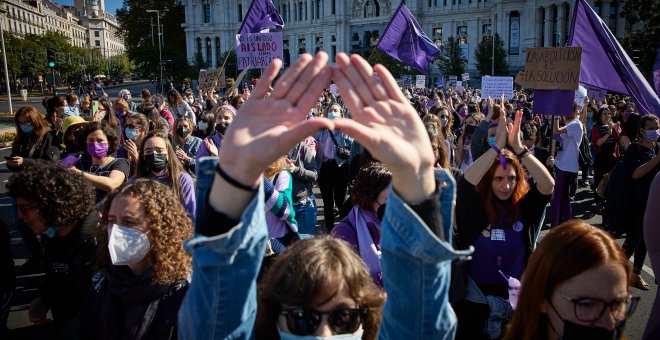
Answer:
[
  {"left": 147, "top": 10, "right": 165, "bottom": 94},
  {"left": 0, "top": 8, "right": 13, "bottom": 113}
]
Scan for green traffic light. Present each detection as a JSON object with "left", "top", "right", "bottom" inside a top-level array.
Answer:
[{"left": 48, "top": 61, "right": 55, "bottom": 68}]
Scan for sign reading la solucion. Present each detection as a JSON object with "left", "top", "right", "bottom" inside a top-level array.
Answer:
[
  {"left": 515, "top": 47, "right": 583, "bottom": 90},
  {"left": 236, "top": 32, "right": 284, "bottom": 70}
]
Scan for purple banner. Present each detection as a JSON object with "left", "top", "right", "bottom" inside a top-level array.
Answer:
[{"left": 533, "top": 89, "right": 575, "bottom": 116}]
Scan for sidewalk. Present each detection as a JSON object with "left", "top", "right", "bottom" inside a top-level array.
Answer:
[{"left": 0, "top": 80, "right": 151, "bottom": 100}]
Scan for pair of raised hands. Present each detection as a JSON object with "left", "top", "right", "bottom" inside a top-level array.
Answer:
[{"left": 218, "top": 52, "right": 435, "bottom": 204}]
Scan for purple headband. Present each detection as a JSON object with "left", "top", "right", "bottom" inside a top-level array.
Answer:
[{"left": 491, "top": 144, "right": 507, "bottom": 170}]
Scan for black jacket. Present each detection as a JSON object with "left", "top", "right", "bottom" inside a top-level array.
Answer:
[
  {"left": 8, "top": 131, "right": 60, "bottom": 172},
  {"left": 80, "top": 266, "right": 189, "bottom": 340}
]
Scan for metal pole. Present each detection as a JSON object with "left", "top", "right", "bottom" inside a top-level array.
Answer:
[
  {"left": 0, "top": 20, "right": 13, "bottom": 113},
  {"left": 148, "top": 10, "right": 165, "bottom": 94}
]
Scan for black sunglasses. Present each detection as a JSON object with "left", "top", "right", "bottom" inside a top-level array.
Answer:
[{"left": 281, "top": 307, "right": 367, "bottom": 336}]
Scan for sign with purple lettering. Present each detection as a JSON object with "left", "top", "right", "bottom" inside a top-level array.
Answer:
[{"left": 236, "top": 32, "right": 284, "bottom": 70}]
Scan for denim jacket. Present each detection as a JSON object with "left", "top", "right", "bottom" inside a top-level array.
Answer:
[
  {"left": 314, "top": 129, "right": 353, "bottom": 168},
  {"left": 178, "top": 158, "right": 471, "bottom": 339}
]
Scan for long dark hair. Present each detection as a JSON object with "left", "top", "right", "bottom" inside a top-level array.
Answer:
[
  {"left": 475, "top": 149, "right": 530, "bottom": 228},
  {"left": 12, "top": 106, "right": 52, "bottom": 155},
  {"left": 42, "top": 96, "right": 65, "bottom": 124},
  {"left": 136, "top": 131, "right": 185, "bottom": 199},
  {"left": 99, "top": 98, "right": 119, "bottom": 128}
]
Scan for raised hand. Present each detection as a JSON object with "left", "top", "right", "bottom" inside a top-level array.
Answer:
[
  {"left": 507, "top": 109, "right": 525, "bottom": 153},
  {"left": 217, "top": 52, "right": 334, "bottom": 188},
  {"left": 332, "top": 53, "right": 435, "bottom": 204},
  {"left": 495, "top": 108, "right": 508, "bottom": 150}
]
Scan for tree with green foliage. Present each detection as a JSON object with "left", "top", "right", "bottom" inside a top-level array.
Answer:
[
  {"left": 116, "top": 0, "right": 188, "bottom": 89},
  {"left": 435, "top": 36, "right": 467, "bottom": 79},
  {"left": 619, "top": 0, "right": 660, "bottom": 82},
  {"left": 474, "top": 33, "right": 509, "bottom": 76},
  {"left": 367, "top": 48, "right": 418, "bottom": 79}
]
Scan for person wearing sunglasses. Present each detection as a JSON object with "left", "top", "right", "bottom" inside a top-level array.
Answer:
[
  {"left": 178, "top": 53, "right": 471, "bottom": 339},
  {"left": 504, "top": 220, "right": 638, "bottom": 340}
]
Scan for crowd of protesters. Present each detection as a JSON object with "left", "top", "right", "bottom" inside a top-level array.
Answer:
[{"left": 0, "top": 52, "right": 657, "bottom": 340}]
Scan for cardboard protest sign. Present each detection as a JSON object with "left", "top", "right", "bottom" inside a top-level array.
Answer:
[
  {"left": 449, "top": 75, "right": 458, "bottom": 86},
  {"left": 198, "top": 68, "right": 226, "bottom": 92},
  {"left": 236, "top": 32, "right": 284, "bottom": 70},
  {"left": 482, "top": 76, "right": 514, "bottom": 100},
  {"left": 416, "top": 75, "right": 426, "bottom": 88},
  {"left": 515, "top": 47, "right": 582, "bottom": 90},
  {"left": 462, "top": 72, "right": 470, "bottom": 81}
]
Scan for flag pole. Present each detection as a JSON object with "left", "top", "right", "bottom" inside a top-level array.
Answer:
[{"left": 366, "top": 48, "right": 377, "bottom": 64}]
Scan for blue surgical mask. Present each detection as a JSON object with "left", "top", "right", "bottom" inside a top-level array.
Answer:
[
  {"left": 125, "top": 127, "right": 139, "bottom": 141},
  {"left": 43, "top": 226, "right": 57, "bottom": 238},
  {"left": 645, "top": 129, "right": 660, "bottom": 142},
  {"left": 587, "top": 111, "right": 593, "bottom": 119},
  {"left": 328, "top": 112, "right": 341, "bottom": 120},
  {"left": 487, "top": 136, "right": 497, "bottom": 147},
  {"left": 20, "top": 123, "right": 34, "bottom": 134}
]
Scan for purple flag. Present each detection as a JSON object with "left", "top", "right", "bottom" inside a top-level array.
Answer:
[
  {"left": 376, "top": 3, "right": 441, "bottom": 73},
  {"left": 237, "top": 0, "right": 284, "bottom": 34},
  {"left": 533, "top": 89, "right": 574, "bottom": 116},
  {"left": 568, "top": 0, "right": 660, "bottom": 115},
  {"left": 654, "top": 48, "right": 660, "bottom": 96}
]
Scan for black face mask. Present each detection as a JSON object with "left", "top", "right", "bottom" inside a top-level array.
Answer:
[
  {"left": 560, "top": 319, "right": 625, "bottom": 340},
  {"left": 376, "top": 203, "right": 386, "bottom": 221},
  {"left": 465, "top": 125, "right": 477, "bottom": 135},
  {"left": 176, "top": 126, "right": 190, "bottom": 138},
  {"left": 215, "top": 122, "right": 229, "bottom": 135},
  {"left": 143, "top": 153, "right": 168, "bottom": 173}
]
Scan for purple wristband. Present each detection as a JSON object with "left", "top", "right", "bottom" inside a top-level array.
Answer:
[{"left": 491, "top": 145, "right": 507, "bottom": 170}]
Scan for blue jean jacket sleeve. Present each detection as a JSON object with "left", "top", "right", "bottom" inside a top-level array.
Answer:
[
  {"left": 179, "top": 157, "right": 268, "bottom": 340},
  {"left": 379, "top": 169, "right": 472, "bottom": 340}
]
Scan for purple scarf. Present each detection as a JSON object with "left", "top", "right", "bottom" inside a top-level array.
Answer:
[{"left": 346, "top": 206, "right": 382, "bottom": 278}]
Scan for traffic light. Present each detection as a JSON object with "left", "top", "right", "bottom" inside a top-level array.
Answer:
[{"left": 47, "top": 48, "right": 56, "bottom": 68}]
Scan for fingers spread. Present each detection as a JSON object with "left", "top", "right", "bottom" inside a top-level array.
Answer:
[
  {"left": 286, "top": 52, "right": 330, "bottom": 108},
  {"left": 295, "top": 66, "right": 332, "bottom": 112},
  {"left": 373, "top": 64, "right": 406, "bottom": 103},
  {"left": 271, "top": 54, "right": 313, "bottom": 99}
]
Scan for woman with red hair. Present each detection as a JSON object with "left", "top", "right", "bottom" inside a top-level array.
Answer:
[
  {"left": 454, "top": 110, "right": 555, "bottom": 339},
  {"left": 504, "top": 221, "right": 637, "bottom": 340}
]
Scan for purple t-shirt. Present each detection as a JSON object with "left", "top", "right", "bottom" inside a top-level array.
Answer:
[{"left": 469, "top": 220, "right": 526, "bottom": 286}]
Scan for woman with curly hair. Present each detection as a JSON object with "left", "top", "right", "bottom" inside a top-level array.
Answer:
[
  {"left": 136, "top": 131, "right": 196, "bottom": 219},
  {"left": 71, "top": 122, "right": 130, "bottom": 203},
  {"left": 332, "top": 162, "right": 391, "bottom": 286},
  {"left": 80, "top": 179, "right": 192, "bottom": 339},
  {"left": 7, "top": 160, "right": 97, "bottom": 336}
]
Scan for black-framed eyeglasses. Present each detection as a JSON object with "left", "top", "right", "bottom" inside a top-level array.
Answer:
[
  {"left": 280, "top": 307, "right": 367, "bottom": 336},
  {"left": 558, "top": 293, "right": 640, "bottom": 322}
]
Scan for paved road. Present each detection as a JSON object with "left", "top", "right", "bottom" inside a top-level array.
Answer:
[
  {"left": 0, "top": 145, "right": 656, "bottom": 339},
  {"left": 0, "top": 80, "right": 157, "bottom": 114}
]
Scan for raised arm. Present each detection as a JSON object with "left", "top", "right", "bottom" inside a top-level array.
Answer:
[
  {"left": 508, "top": 110, "right": 555, "bottom": 195},
  {"left": 464, "top": 113, "right": 507, "bottom": 186}
]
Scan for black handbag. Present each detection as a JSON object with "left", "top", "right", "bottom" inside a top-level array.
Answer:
[{"left": 328, "top": 131, "right": 351, "bottom": 160}]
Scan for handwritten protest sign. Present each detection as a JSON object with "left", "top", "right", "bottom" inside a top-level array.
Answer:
[
  {"left": 198, "top": 68, "right": 226, "bottom": 92},
  {"left": 462, "top": 73, "right": 470, "bottom": 81},
  {"left": 582, "top": 83, "right": 608, "bottom": 103},
  {"left": 402, "top": 75, "right": 412, "bottom": 86},
  {"left": 515, "top": 47, "right": 582, "bottom": 90},
  {"left": 416, "top": 75, "right": 426, "bottom": 88},
  {"left": 236, "top": 32, "right": 284, "bottom": 70},
  {"left": 482, "top": 76, "right": 514, "bottom": 99},
  {"left": 449, "top": 75, "right": 458, "bottom": 86}
]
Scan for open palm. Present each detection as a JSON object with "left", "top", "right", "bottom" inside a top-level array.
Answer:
[{"left": 218, "top": 53, "right": 334, "bottom": 186}]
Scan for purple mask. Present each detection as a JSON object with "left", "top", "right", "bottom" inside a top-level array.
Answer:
[
  {"left": 459, "top": 108, "right": 468, "bottom": 117},
  {"left": 87, "top": 142, "right": 108, "bottom": 159}
]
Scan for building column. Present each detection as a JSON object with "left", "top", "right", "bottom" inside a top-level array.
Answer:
[
  {"left": 557, "top": 3, "right": 567, "bottom": 46},
  {"left": 599, "top": 0, "right": 610, "bottom": 22},
  {"left": 615, "top": 4, "right": 626, "bottom": 38},
  {"left": 535, "top": 7, "right": 543, "bottom": 47},
  {"left": 543, "top": 6, "right": 553, "bottom": 47}
]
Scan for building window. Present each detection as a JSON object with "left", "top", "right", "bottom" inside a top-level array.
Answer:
[
  {"left": 433, "top": 27, "right": 443, "bottom": 36},
  {"left": 282, "top": 4, "right": 288, "bottom": 21},
  {"left": 95, "top": 40, "right": 100, "bottom": 46},
  {"left": 298, "top": 2, "right": 303, "bottom": 21},
  {"left": 94, "top": 30, "right": 99, "bottom": 37},
  {"left": 196, "top": 37, "right": 202, "bottom": 60},
  {"left": 331, "top": 0, "right": 336, "bottom": 14},
  {"left": 203, "top": 3, "right": 211, "bottom": 23},
  {"left": 215, "top": 37, "right": 221, "bottom": 67},
  {"left": 315, "top": 36, "right": 323, "bottom": 53},
  {"left": 457, "top": 25, "right": 467, "bottom": 36},
  {"left": 482, "top": 24, "right": 491, "bottom": 35},
  {"left": 206, "top": 37, "right": 212, "bottom": 67},
  {"left": 316, "top": 0, "right": 322, "bottom": 19},
  {"left": 238, "top": 3, "right": 243, "bottom": 22},
  {"left": 298, "top": 37, "right": 306, "bottom": 54},
  {"left": 331, "top": 45, "right": 336, "bottom": 61}
]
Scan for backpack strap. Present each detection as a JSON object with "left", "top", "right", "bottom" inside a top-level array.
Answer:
[{"left": 136, "top": 299, "right": 160, "bottom": 340}]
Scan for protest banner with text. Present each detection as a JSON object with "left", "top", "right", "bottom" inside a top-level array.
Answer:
[
  {"left": 515, "top": 47, "right": 582, "bottom": 90},
  {"left": 416, "top": 75, "right": 426, "bottom": 88},
  {"left": 482, "top": 76, "right": 514, "bottom": 100},
  {"left": 198, "top": 68, "right": 226, "bottom": 92},
  {"left": 236, "top": 31, "right": 284, "bottom": 70}
]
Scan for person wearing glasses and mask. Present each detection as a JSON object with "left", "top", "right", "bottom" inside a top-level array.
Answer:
[
  {"left": 179, "top": 53, "right": 471, "bottom": 339},
  {"left": 81, "top": 179, "right": 191, "bottom": 339},
  {"left": 504, "top": 221, "right": 639, "bottom": 340}
]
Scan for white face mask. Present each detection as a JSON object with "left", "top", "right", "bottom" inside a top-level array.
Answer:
[
  {"left": 107, "top": 224, "right": 151, "bottom": 265},
  {"left": 198, "top": 121, "right": 209, "bottom": 130},
  {"left": 278, "top": 329, "right": 363, "bottom": 340}
]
